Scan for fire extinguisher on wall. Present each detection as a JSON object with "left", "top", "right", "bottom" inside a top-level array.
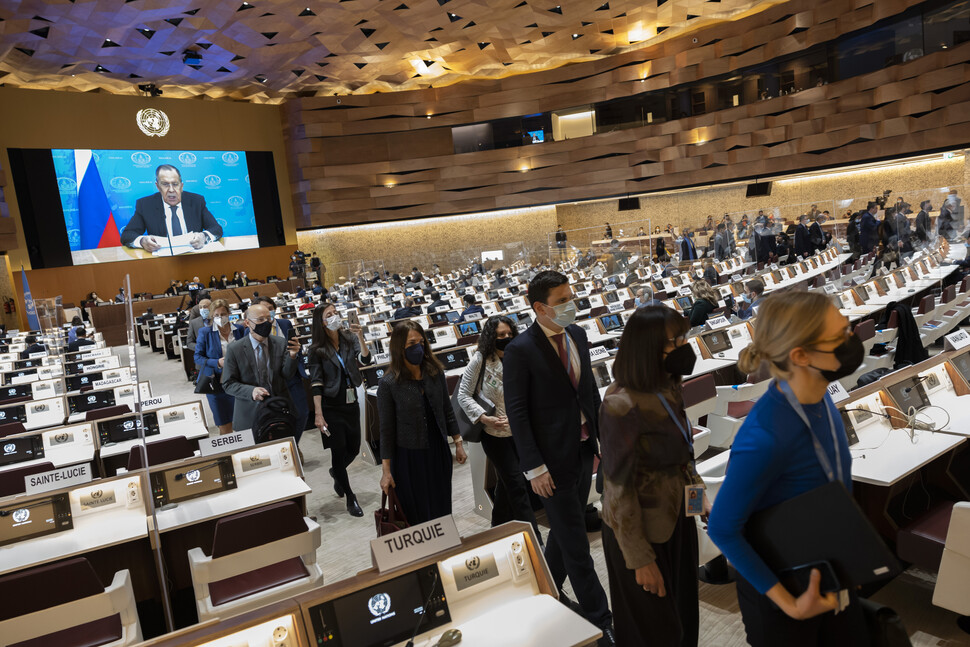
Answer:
[{"left": 2, "top": 298, "right": 11, "bottom": 315}]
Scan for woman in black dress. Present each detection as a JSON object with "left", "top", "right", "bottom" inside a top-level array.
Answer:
[
  {"left": 308, "top": 302, "right": 372, "bottom": 517},
  {"left": 378, "top": 320, "right": 467, "bottom": 524}
]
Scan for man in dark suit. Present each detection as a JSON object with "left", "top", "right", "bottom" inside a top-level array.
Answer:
[
  {"left": 120, "top": 164, "right": 223, "bottom": 251},
  {"left": 809, "top": 213, "right": 828, "bottom": 252},
  {"left": 234, "top": 297, "right": 310, "bottom": 442},
  {"left": 424, "top": 291, "right": 450, "bottom": 314},
  {"left": 20, "top": 335, "right": 46, "bottom": 360},
  {"left": 66, "top": 327, "right": 96, "bottom": 353},
  {"left": 504, "top": 271, "right": 614, "bottom": 645},
  {"left": 859, "top": 203, "right": 879, "bottom": 253},
  {"left": 186, "top": 298, "right": 211, "bottom": 354},
  {"left": 221, "top": 303, "right": 301, "bottom": 432},
  {"left": 393, "top": 298, "right": 421, "bottom": 320},
  {"left": 794, "top": 215, "right": 813, "bottom": 258},
  {"left": 679, "top": 229, "right": 698, "bottom": 261}
]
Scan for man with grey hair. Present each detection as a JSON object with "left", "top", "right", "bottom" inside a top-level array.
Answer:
[
  {"left": 221, "top": 303, "right": 301, "bottom": 432},
  {"left": 120, "top": 164, "right": 224, "bottom": 251}
]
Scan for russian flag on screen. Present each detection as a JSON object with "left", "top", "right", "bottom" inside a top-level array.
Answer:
[{"left": 74, "top": 150, "right": 122, "bottom": 249}]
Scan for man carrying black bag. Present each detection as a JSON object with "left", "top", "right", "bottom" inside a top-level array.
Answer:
[{"left": 222, "top": 303, "right": 301, "bottom": 434}]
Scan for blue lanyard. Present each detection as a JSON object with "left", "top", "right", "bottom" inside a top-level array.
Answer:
[
  {"left": 777, "top": 380, "right": 843, "bottom": 484},
  {"left": 656, "top": 392, "right": 694, "bottom": 456},
  {"left": 333, "top": 348, "right": 352, "bottom": 386}
]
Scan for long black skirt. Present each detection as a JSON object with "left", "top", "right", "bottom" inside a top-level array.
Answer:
[{"left": 391, "top": 429, "right": 453, "bottom": 525}]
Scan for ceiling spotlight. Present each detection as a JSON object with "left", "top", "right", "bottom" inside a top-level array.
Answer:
[
  {"left": 572, "top": 33, "right": 579, "bottom": 39},
  {"left": 138, "top": 83, "right": 163, "bottom": 97}
]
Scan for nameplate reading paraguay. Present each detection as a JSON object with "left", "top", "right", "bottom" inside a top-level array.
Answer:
[
  {"left": 25, "top": 464, "right": 92, "bottom": 495},
  {"left": 199, "top": 429, "right": 255, "bottom": 456},
  {"left": 371, "top": 514, "right": 461, "bottom": 572}
]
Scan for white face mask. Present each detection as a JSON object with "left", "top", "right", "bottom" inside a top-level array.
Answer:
[
  {"left": 214, "top": 316, "right": 228, "bottom": 328},
  {"left": 325, "top": 315, "right": 342, "bottom": 331}
]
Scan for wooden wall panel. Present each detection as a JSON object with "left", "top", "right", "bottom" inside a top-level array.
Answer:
[{"left": 284, "top": 0, "right": 970, "bottom": 230}]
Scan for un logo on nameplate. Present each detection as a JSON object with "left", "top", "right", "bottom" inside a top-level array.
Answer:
[{"left": 136, "top": 108, "right": 170, "bottom": 137}]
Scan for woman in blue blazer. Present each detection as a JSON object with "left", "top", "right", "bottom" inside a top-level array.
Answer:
[{"left": 194, "top": 299, "right": 236, "bottom": 435}]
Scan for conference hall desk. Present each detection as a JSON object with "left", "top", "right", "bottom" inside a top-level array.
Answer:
[
  {"left": 92, "top": 296, "right": 185, "bottom": 347},
  {"left": 590, "top": 232, "right": 674, "bottom": 254},
  {"left": 73, "top": 235, "right": 261, "bottom": 264},
  {"left": 835, "top": 347, "right": 970, "bottom": 541},
  {"left": 139, "top": 522, "right": 601, "bottom": 647},
  {"left": 0, "top": 472, "right": 166, "bottom": 634},
  {"left": 147, "top": 438, "right": 311, "bottom": 627}
]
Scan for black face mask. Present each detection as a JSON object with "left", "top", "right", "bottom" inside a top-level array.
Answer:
[
  {"left": 495, "top": 337, "right": 512, "bottom": 352},
  {"left": 809, "top": 334, "right": 865, "bottom": 381},
  {"left": 252, "top": 320, "right": 273, "bottom": 338},
  {"left": 664, "top": 343, "right": 697, "bottom": 376}
]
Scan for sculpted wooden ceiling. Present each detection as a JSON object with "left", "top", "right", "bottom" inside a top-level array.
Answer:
[{"left": 0, "top": 0, "right": 771, "bottom": 103}]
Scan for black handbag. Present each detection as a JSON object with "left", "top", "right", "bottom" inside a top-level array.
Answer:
[
  {"left": 450, "top": 357, "right": 494, "bottom": 443},
  {"left": 194, "top": 372, "right": 223, "bottom": 394}
]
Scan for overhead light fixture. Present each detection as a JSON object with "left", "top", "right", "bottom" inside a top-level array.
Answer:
[{"left": 182, "top": 50, "right": 203, "bottom": 65}]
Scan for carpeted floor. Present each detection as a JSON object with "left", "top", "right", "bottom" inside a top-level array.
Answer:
[{"left": 131, "top": 343, "right": 969, "bottom": 646}]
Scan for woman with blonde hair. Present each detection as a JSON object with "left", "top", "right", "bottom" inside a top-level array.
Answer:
[
  {"left": 707, "top": 291, "right": 868, "bottom": 646},
  {"left": 686, "top": 279, "right": 720, "bottom": 327}
]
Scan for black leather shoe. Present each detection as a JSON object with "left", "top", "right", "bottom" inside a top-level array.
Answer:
[
  {"left": 329, "top": 468, "right": 345, "bottom": 498},
  {"left": 597, "top": 626, "right": 616, "bottom": 647},
  {"left": 346, "top": 495, "right": 363, "bottom": 517},
  {"left": 558, "top": 592, "right": 585, "bottom": 617}
]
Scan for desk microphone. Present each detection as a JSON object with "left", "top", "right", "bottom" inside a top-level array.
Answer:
[{"left": 903, "top": 375, "right": 930, "bottom": 394}]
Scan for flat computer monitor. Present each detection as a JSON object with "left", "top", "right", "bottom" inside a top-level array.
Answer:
[
  {"left": 702, "top": 330, "right": 733, "bottom": 354},
  {"left": 0, "top": 435, "right": 44, "bottom": 467},
  {"left": 68, "top": 390, "right": 115, "bottom": 415},
  {"left": 599, "top": 314, "right": 623, "bottom": 332},
  {"left": 98, "top": 412, "right": 160, "bottom": 445},
  {"left": 0, "top": 493, "right": 72, "bottom": 547},
  {"left": 886, "top": 376, "right": 930, "bottom": 412},
  {"left": 675, "top": 296, "right": 693, "bottom": 310},
  {"left": 952, "top": 353, "right": 970, "bottom": 385},
  {"left": 150, "top": 457, "right": 237, "bottom": 507},
  {"left": 436, "top": 350, "right": 470, "bottom": 370},
  {"left": 575, "top": 297, "right": 592, "bottom": 311},
  {"left": 457, "top": 321, "right": 481, "bottom": 337}
]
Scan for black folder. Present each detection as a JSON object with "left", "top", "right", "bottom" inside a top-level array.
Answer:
[{"left": 744, "top": 481, "right": 900, "bottom": 593}]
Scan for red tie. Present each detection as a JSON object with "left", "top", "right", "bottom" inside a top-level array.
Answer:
[{"left": 555, "top": 333, "right": 589, "bottom": 440}]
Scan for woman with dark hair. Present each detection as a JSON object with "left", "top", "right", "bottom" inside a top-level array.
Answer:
[
  {"left": 208, "top": 274, "right": 220, "bottom": 289},
  {"left": 378, "top": 320, "right": 467, "bottom": 524},
  {"left": 308, "top": 301, "right": 371, "bottom": 517},
  {"left": 456, "top": 315, "right": 540, "bottom": 537},
  {"left": 600, "top": 306, "right": 708, "bottom": 646}
]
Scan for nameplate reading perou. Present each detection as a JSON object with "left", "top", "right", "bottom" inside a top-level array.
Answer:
[{"left": 371, "top": 514, "right": 461, "bottom": 573}]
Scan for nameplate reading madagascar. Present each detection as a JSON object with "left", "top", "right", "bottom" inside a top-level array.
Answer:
[
  {"left": 371, "top": 515, "right": 461, "bottom": 572},
  {"left": 199, "top": 429, "right": 255, "bottom": 456},
  {"left": 25, "top": 463, "right": 92, "bottom": 495}
]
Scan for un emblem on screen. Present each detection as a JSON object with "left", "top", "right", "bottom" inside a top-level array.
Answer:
[
  {"left": 136, "top": 108, "right": 170, "bottom": 137},
  {"left": 185, "top": 469, "right": 201, "bottom": 483},
  {"left": 368, "top": 592, "right": 391, "bottom": 617},
  {"left": 12, "top": 509, "right": 29, "bottom": 524},
  {"left": 222, "top": 152, "right": 239, "bottom": 165},
  {"left": 3, "top": 443, "right": 15, "bottom": 454}
]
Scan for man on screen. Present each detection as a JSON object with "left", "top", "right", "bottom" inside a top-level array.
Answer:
[{"left": 120, "top": 164, "right": 224, "bottom": 251}]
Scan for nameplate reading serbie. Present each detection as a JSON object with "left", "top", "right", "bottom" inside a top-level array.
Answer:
[
  {"left": 944, "top": 329, "right": 970, "bottom": 351},
  {"left": 199, "top": 429, "right": 255, "bottom": 456},
  {"left": 25, "top": 463, "right": 92, "bottom": 495},
  {"left": 371, "top": 514, "right": 461, "bottom": 573}
]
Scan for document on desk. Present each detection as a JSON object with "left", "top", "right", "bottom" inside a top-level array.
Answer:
[{"left": 152, "top": 234, "right": 226, "bottom": 257}]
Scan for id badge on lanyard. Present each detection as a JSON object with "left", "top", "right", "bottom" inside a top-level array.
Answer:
[
  {"left": 334, "top": 351, "right": 357, "bottom": 404},
  {"left": 656, "top": 393, "right": 704, "bottom": 517},
  {"left": 778, "top": 380, "right": 843, "bottom": 484}
]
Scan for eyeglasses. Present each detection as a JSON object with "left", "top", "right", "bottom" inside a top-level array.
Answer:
[{"left": 157, "top": 182, "right": 182, "bottom": 190}]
